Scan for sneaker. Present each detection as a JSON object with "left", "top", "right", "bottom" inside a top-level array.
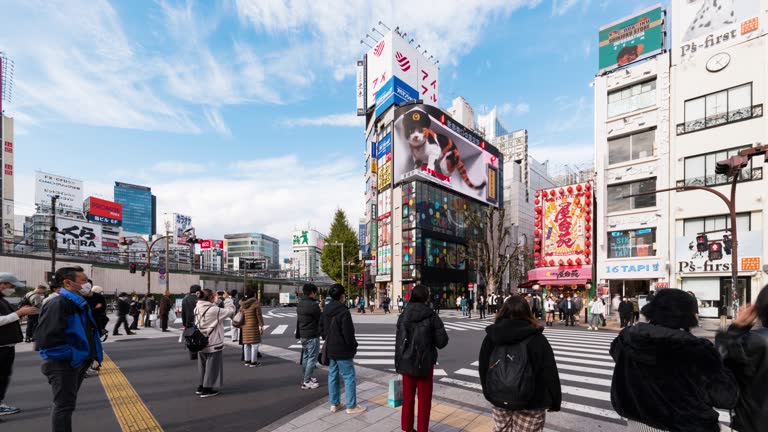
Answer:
[
  {"left": 346, "top": 406, "right": 367, "bottom": 414},
  {"left": 244, "top": 361, "right": 251, "bottom": 367},
  {"left": 200, "top": 388, "right": 220, "bottom": 398},
  {"left": 330, "top": 404, "right": 345, "bottom": 413},
  {"left": 0, "top": 403, "right": 21, "bottom": 416},
  {"left": 248, "top": 362, "right": 261, "bottom": 368},
  {"left": 310, "top": 377, "right": 318, "bottom": 384},
  {"left": 195, "top": 386, "right": 204, "bottom": 395},
  {"left": 301, "top": 381, "right": 320, "bottom": 390}
]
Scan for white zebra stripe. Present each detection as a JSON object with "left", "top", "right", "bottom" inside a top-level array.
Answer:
[{"left": 271, "top": 325, "right": 288, "bottom": 335}]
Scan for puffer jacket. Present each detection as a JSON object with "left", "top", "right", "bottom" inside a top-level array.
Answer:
[
  {"left": 395, "top": 302, "right": 448, "bottom": 376},
  {"left": 194, "top": 298, "right": 235, "bottom": 353},
  {"left": 611, "top": 323, "right": 738, "bottom": 432},
  {"left": 716, "top": 324, "right": 768, "bottom": 432},
  {"left": 319, "top": 300, "right": 357, "bottom": 360},
  {"left": 296, "top": 298, "right": 321, "bottom": 339},
  {"left": 240, "top": 298, "right": 263, "bottom": 345}
]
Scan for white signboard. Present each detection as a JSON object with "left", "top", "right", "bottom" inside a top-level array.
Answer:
[
  {"left": 677, "top": 0, "right": 761, "bottom": 63},
  {"left": 676, "top": 231, "right": 762, "bottom": 273},
  {"left": 55, "top": 217, "right": 102, "bottom": 252},
  {"left": 164, "top": 213, "right": 192, "bottom": 245},
  {"left": 356, "top": 59, "right": 366, "bottom": 115},
  {"left": 366, "top": 32, "right": 393, "bottom": 109},
  {"left": 35, "top": 171, "right": 83, "bottom": 211}
]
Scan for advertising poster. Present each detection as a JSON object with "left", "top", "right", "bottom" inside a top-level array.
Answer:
[
  {"left": 377, "top": 189, "right": 392, "bottom": 220},
  {"left": 392, "top": 104, "right": 501, "bottom": 207},
  {"left": 35, "top": 171, "right": 83, "bottom": 211},
  {"left": 85, "top": 197, "right": 122, "bottom": 226},
  {"left": 356, "top": 58, "right": 366, "bottom": 115},
  {"left": 165, "top": 213, "right": 192, "bottom": 245},
  {"left": 378, "top": 155, "right": 392, "bottom": 191},
  {"left": 366, "top": 32, "right": 393, "bottom": 109},
  {"left": 675, "top": 231, "right": 762, "bottom": 273},
  {"left": 599, "top": 5, "right": 665, "bottom": 72},
  {"left": 534, "top": 182, "right": 592, "bottom": 267},
  {"left": 55, "top": 217, "right": 103, "bottom": 252},
  {"left": 678, "top": 0, "right": 761, "bottom": 63}
]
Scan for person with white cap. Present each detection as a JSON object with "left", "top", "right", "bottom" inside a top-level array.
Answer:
[
  {"left": 0, "top": 272, "right": 37, "bottom": 416},
  {"left": 85, "top": 283, "right": 109, "bottom": 341}
]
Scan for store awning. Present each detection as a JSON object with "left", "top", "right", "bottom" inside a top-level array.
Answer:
[
  {"left": 527, "top": 265, "right": 591, "bottom": 286},
  {"left": 536, "top": 279, "right": 589, "bottom": 286}
]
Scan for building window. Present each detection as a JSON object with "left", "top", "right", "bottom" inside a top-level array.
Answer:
[
  {"left": 608, "top": 129, "right": 655, "bottom": 165},
  {"left": 683, "top": 213, "right": 751, "bottom": 236},
  {"left": 608, "top": 228, "right": 656, "bottom": 258},
  {"left": 607, "top": 178, "right": 656, "bottom": 213},
  {"left": 607, "top": 80, "right": 656, "bottom": 118},
  {"left": 681, "top": 146, "right": 761, "bottom": 187},
  {"left": 678, "top": 83, "right": 763, "bottom": 135}
]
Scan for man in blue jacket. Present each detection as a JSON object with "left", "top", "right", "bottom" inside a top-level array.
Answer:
[{"left": 35, "top": 266, "right": 103, "bottom": 432}]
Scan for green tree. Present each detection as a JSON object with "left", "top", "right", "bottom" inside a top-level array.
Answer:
[{"left": 321, "top": 209, "right": 362, "bottom": 291}]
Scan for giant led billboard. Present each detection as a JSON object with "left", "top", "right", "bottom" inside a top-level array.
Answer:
[
  {"left": 533, "top": 182, "right": 593, "bottom": 267},
  {"left": 393, "top": 104, "right": 501, "bottom": 207},
  {"left": 85, "top": 196, "right": 122, "bottom": 226},
  {"left": 599, "top": 5, "right": 665, "bottom": 73}
]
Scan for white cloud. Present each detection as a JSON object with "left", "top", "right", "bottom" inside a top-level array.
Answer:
[
  {"left": 552, "top": 0, "right": 590, "bottom": 16},
  {"left": 204, "top": 108, "right": 232, "bottom": 136},
  {"left": 500, "top": 103, "right": 530, "bottom": 116},
  {"left": 235, "top": 0, "right": 545, "bottom": 80},
  {"left": 284, "top": 113, "right": 364, "bottom": 128}
]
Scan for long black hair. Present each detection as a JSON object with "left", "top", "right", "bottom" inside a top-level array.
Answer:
[{"left": 495, "top": 295, "right": 541, "bottom": 329}]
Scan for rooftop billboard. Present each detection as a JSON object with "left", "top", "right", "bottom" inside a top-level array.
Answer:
[{"left": 599, "top": 5, "right": 665, "bottom": 73}]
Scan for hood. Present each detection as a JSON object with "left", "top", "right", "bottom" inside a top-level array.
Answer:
[
  {"left": 323, "top": 300, "right": 348, "bottom": 318},
  {"left": 485, "top": 319, "right": 542, "bottom": 345},
  {"left": 241, "top": 297, "right": 258, "bottom": 308},
  {"left": 615, "top": 323, "right": 718, "bottom": 367},
  {"left": 401, "top": 302, "right": 434, "bottom": 323}
]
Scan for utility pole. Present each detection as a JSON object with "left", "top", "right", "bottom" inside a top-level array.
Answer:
[
  {"left": 50, "top": 195, "right": 59, "bottom": 281},
  {"left": 165, "top": 230, "right": 171, "bottom": 295}
]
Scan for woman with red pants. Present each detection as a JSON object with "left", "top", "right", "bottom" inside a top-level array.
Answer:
[{"left": 395, "top": 285, "right": 449, "bottom": 432}]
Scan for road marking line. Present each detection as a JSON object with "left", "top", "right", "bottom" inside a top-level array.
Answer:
[
  {"left": 544, "top": 336, "right": 612, "bottom": 347},
  {"left": 455, "top": 368, "right": 479, "bottom": 378},
  {"left": 439, "top": 377, "right": 482, "bottom": 390},
  {"left": 99, "top": 352, "right": 163, "bottom": 432},
  {"left": 271, "top": 325, "right": 288, "bottom": 335},
  {"left": 355, "top": 334, "right": 396, "bottom": 337},
  {"left": 434, "top": 369, "right": 447, "bottom": 376},
  {"left": 548, "top": 344, "right": 607, "bottom": 355},
  {"left": 557, "top": 363, "right": 614, "bottom": 376},
  {"left": 555, "top": 356, "right": 615, "bottom": 367},
  {"left": 470, "top": 361, "right": 479, "bottom": 366},
  {"left": 559, "top": 373, "right": 612, "bottom": 387},
  {"left": 550, "top": 350, "right": 613, "bottom": 361},
  {"left": 560, "top": 401, "right": 623, "bottom": 420},
  {"left": 441, "top": 324, "right": 468, "bottom": 331},
  {"left": 561, "top": 385, "right": 610, "bottom": 401},
  {"left": 354, "top": 359, "right": 394, "bottom": 365},
  {"left": 356, "top": 352, "right": 394, "bottom": 356}
]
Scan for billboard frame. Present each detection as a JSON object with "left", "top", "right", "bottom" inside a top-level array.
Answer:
[{"left": 598, "top": 4, "right": 666, "bottom": 74}]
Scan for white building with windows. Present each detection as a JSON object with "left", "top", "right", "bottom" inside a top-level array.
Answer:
[
  {"left": 477, "top": 106, "right": 509, "bottom": 140},
  {"left": 595, "top": 54, "right": 672, "bottom": 301},
  {"left": 447, "top": 96, "right": 477, "bottom": 131}
]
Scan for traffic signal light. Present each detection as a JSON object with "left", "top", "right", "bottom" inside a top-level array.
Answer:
[
  {"left": 723, "top": 235, "right": 732, "bottom": 255},
  {"left": 708, "top": 242, "right": 723, "bottom": 261},
  {"left": 129, "top": 263, "right": 137, "bottom": 274},
  {"left": 696, "top": 234, "right": 708, "bottom": 252}
]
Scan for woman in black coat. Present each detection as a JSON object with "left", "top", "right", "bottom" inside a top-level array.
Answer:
[
  {"left": 611, "top": 289, "right": 738, "bottom": 432},
  {"left": 715, "top": 286, "right": 768, "bottom": 432},
  {"left": 479, "top": 296, "right": 560, "bottom": 431}
]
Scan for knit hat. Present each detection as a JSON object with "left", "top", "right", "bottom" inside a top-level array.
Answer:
[{"left": 641, "top": 289, "right": 698, "bottom": 329}]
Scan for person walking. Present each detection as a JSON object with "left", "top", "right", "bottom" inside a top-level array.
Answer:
[
  {"left": 495, "top": 293, "right": 503, "bottom": 316},
  {"left": 22, "top": 285, "right": 45, "bottom": 343},
  {"left": 544, "top": 296, "right": 555, "bottom": 327},
  {"left": 129, "top": 296, "right": 141, "bottom": 330},
  {"left": 588, "top": 296, "right": 603, "bottom": 331},
  {"left": 194, "top": 289, "right": 236, "bottom": 398},
  {"left": 144, "top": 295, "right": 156, "bottom": 328},
  {"left": 460, "top": 296, "right": 468, "bottom": 316},
  {"left": 715, "top": 287, "right": 768, "bottom": 432},
  {"left": 383, "top": 296, "right": 391, "bottom": 314},
  {"left": 319, "top": 284, "right": 366, "bottom": 414},
  {"left": 395, "top": 285, "right": 449, "bottom": 432},
  {"left": 158, "top": 292, "right": 171, "bottom": 332},
  {"left": 86, "top": 285, "right": 109, "bottom": 341},
  {"left": 478, "top": 295, "right": 487, "bottom": 320},
  {"left": 397, "top": 296, "right": 404, "bottom": 313},
  {"left": 42, "top": 286, "right": 61, "bottom": 308},
  {"left": 296, "top": 283, "right": 321, "bottom": 389},
  {"left": 632, "top": 297, "right": 640, "bottom": 325},
  {"left": 618, "top": 297, "right": 634, "bottom": 328},
  {"left": 240, "top": 288, "right": 264, "bottom": 367},
  {"left": 112, "top": 293, "right": 134, "bottom": 336},
  {"left": 467, "top": 296, "right": 474, "bottom": 319},
  {"left": 611, "top": 289, "right": 738, "bottom": 431},
  {"left": 0, "top": 273, "right": 36, "bottom": 416},
  {"left": 455, "top": 296, "right": 461, "bottom": 312},
  {"left": 479, "top": 296, "right": 561, "bottom": 431},
  {"left": 36, "top": 266, "right": 103, "bottom": 431},
  {"left": 138, "top": 295, "right": 146, "bottom": 328},
  {"left": 357, "top": 296, "right": 365, "bottom": 314}
]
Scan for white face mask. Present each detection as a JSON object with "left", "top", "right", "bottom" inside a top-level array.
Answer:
[
  {"left": 1, "top": 288, "right": 15, "bottom": 296},
  {"left": 78, "top": 282, "right": 92, "bottom": 296}
]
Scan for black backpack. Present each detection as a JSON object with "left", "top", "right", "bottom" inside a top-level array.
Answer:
[
  {"left": 396, "top": 317, "right": 434, "bottom": 377},
  {"left": 484, "top": 336, "right": 536, "bottom": 409},
  {"left": 184, "top": 306, "right": 214, "bottom": 353}
]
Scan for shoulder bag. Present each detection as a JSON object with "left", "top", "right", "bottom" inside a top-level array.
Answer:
[{"left": 318, "top": 316, "right": 337, "bottom": 366}]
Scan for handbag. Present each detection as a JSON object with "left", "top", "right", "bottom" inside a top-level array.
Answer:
[
  {"left": 318, "top": 316, "right": 337, "bottom": 366},
  {"left": 388, "top": 377, "right": 403, "bottom": 408},
  {"left": 184, "top": 305, "right": 214, "bottom": 353},
  {"left": 232, "top": 311, "right": 244, "bottom": 328}
]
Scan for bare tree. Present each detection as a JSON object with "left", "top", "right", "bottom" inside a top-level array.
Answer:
[{"left": 461, "top": 206, "right": 523, "bottom": 295}]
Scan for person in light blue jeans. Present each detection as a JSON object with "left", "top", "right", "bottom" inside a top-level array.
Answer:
[
  {"left": 301, "top": 338, "right": 320, "bottom": 386},
  {"left": 328, "top": 358, "right": 357, "bottom": 409}
]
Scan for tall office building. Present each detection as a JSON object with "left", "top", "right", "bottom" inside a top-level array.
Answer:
[
  {"left": 447, "top": 96, "right": 477, "bottom": 130},
  {"left": 224, "top": 232, "right": 280, "bottom": 269},
  {"left": 291, "top": 228, "right": 325, "bottom": 279},
  {"left": 477, "top": 106, "right": 508, "bottom": 140},
  {"left": 114, "top": 182, "right": 155, "bottom": 236}
]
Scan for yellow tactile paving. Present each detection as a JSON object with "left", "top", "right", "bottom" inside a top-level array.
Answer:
[
  {"left": 99, "top": 353, "right": 163, "bottom": 432},
  {"left": 368, "top": 389, "right": 495, "bottom": 431}
]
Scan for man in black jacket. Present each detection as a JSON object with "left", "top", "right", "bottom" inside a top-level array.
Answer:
[
  {"left": 181, "top": 285, "right": 200, "bottom": 328},
  {"left": 618, "top": 297, "right": 634, "bottom": 328},
  {"left": 112, "top": 293, "right": 134, "bottom": 336},
  {"left": 319, "top": 284, "right": 365, "bottom": 414},
  {"left": 0, "top": 272, "right": 36, "bottom": 416},
  {"left": 86, "top": 285, "right": 109, "bottom": 340},
  {"left": 296, "top": 284, "right": 321, "bottom": 390}
]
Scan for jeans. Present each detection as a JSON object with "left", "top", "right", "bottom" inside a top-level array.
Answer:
[
  {"left": 301, "top": 338, "right": 320, "bottom": 384},
  {"left": 244, "top": 344, "right": 260, "bottom": 363},
  {"left": 402, "top": 369, "right": 434, "bottom": 432},
  {"left": 461, "top": 305, "right": 467, "bottom": 316},
  {"left": 41, "top": 359, "right": 89, "bottom": 432},
  {"left": 590, "top": 313, "right": 601, "bottom": 327},
  {"left": 0, "top": 346, "right": 14, "bottom": 401},
  {"left": 328, "top": 358, "right": 356, "bottom": 408}
]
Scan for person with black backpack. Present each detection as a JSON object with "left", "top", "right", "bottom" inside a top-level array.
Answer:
[
  {"left": 395, "top": 285, "right": 448, "bottom": 432},
  {"left": 479, "top": 295, "right": 561, "bottom": 432}
]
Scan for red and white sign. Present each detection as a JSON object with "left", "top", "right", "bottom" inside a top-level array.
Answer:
[
  {"left": 534, "top": 182, "right": 593, "bottom": 268},
  {"left": 3, "top": 141, "right": 12, "bottom": 153},
  {"left": 468, "top": 283, "right": 475, "bottom": 290},
  {"left": 200, "top": 239, "right": 224, "bottom": 249},
  {"left": 86, "top": 197, "right": 122, "bottom": 220}
]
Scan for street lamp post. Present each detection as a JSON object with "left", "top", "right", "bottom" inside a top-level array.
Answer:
[{"left": 121, "top": 234, "right": 173, "bottom": 295}]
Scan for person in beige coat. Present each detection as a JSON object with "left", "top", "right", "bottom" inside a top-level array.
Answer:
[
  {"left": 194, "top": 289, "right": 236, "bottom": 398},
  {"left": 240, "top": 289, "right": 264, "bottom": 367}
]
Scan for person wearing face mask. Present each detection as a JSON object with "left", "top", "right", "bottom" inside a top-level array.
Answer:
[
  {"left": 0, "top": 273, "right": 37, "bottom": 417},
  {"left": 194, "top": 288, "right": 236, "bottom": 398},
  {"left": 35, "top": 266, "right": 103, "bottom": 432}
]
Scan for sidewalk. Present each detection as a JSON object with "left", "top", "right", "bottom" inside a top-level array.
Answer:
[{"left": 566, "top": 315, "right": 721, "bottom": 339}]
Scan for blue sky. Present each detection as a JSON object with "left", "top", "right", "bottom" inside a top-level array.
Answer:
[{"left": 1, "top": 0, "right": 663, "bottom": 256}]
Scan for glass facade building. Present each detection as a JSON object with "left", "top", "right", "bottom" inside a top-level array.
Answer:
[
  {"left": 114, "top": 182, "right": 155, "bottom": 235},
  {"left": 401, "top": 180, "right": 482, "bottom": 306},
  {"left": 224, "top": 233, "right": 280, "bottom": 269}
]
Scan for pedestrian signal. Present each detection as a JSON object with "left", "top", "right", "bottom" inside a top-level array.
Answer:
[
  {"left": 708, "top": 242, "right": 723, "bottom": 261},
  {"left": 129, "top": 263, "right": 137, "bottom": 273},
  {"left": 723, "top": 235, "right": 732, "bottom": 255},
  {"left": 696, "top": 235, "right": 708, "bottom": 252}
]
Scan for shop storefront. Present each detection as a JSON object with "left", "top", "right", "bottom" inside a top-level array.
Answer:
[
  {"left": 527, "top": 265, "right": 592, "bottom": 298},
  {"left": 602, "top": 259, "right": 666, "bottom": 299}
]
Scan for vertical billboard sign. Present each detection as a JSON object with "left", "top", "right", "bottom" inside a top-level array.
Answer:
[
  {"left": 35, "top": 171, "right": 83, "bottom": 211},
  {"left": 55, "top": 217, "right": 103, "bottom": 252},
  {"left": 599, "top": 5, "right": 665, "bottom": 73},
  {"left": 677, "top": 0, "right": 761, "bottom": 63},
  {"left": 392, "top": 104, "right": 501, "bottom": 207},
  {"left": 533, "top": 182, "right": 593, "bottom": 267},
  {"left": 356, "top": 58, "right": 366, "bottom": 115},
  {"left": 165, "top": 213, "right": 192, "bottom": 244},
  {"left": 377, "top": 133, "right": 393, "bottom": 192},
  {"left": 366, "top": 33, "right": 393, "bottom": 109}
]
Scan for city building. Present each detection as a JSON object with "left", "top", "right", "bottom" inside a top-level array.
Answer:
[
  {"left": 291, "top": 228, "right": 326, "bottom": 279},
  {"left": 594, "top": 6, "right": 671, "bottom": 303},
  {"left": 114, "top": 182, "right": 156, "bottom": 236},
  {"left": 476, "top": 106, "right": 508, "bottom": 140},
  {"left": 447, "top": 96, "right": 476, "bottom": 130},
  {"left": 84, "top": 196, "right": 122, "bottom": 255},
  {"left": 224, "top": 232, "right": 280, "bottom": 270},
  {"left": 668, "top": 1, "right": 767, "bottom": 317},
  {"left": 197, "top": 239, "right": 225, "bottom": 272}
]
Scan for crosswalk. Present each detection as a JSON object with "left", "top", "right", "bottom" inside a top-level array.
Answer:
[
  {"left": 266, "top": 310, "right": 297, "bottom": 319},
  {"left": 441, "top": 318, "right": 493, "bottom": 332}
]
